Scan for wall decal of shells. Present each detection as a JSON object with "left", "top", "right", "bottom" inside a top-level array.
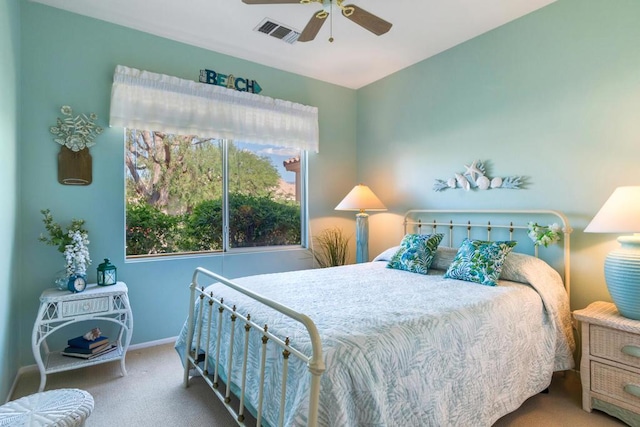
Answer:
[{"left": 433, "top": 160, "right": 524, "bottom": 192}]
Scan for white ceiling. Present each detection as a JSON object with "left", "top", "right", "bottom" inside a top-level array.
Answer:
[{"left": 30, "top": 0, "right": 556, "bottom": 89}]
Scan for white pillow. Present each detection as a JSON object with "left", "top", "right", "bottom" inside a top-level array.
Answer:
[
  {"left": 429, "top": 247, "right": 459, "bottom": 271},
  {"left": 372, "top": 246, "right": 401, "bottom": 262}
]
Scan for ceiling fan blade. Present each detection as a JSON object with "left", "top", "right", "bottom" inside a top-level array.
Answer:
[
  {"left": 342, "top": 4, "right": 392, "bottom": 36},
  {"left": 297, "top": 12, "right": 327, "bottom": 42},
  {"left": 242, "top": 0, "right": 302, "bottom": 4}
]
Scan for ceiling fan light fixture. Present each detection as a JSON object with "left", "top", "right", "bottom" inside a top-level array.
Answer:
[
  {"left": 341, "top": 5, "right": 354, "bottom": 17},
  {"left": 245, "top": 0, "right": 391, "bottom": 42}
]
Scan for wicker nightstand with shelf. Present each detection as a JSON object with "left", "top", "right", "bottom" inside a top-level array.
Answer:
[
  {"left": 32, "top": 282, "right": 133, "bottom": 392},
  {"left": 574, "top": 301, "right": 640, "bottom": 427}
]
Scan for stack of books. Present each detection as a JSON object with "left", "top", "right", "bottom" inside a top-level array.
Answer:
[{"left": 62, "top": 334, "right": 117, "bottom": 359}]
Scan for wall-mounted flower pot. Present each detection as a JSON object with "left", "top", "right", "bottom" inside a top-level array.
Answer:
[{"left": 58, "top": 146, "right": 92, "bottom": 185}]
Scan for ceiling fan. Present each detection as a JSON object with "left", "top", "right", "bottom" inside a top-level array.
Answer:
[{"left": 242, "top": 0, "right": 392, "bottom": 42}]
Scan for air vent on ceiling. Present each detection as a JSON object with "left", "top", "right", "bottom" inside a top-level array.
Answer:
[{"left": 254, "top": 18, "right": 300, "bottom": 44}]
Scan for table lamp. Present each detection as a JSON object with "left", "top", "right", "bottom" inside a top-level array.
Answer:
[
  {"left": 584, "top": 186, "right": 640, "bottom": 319},
  {"left": 335, "top": 184, "right": 387, "bottom": 263}
]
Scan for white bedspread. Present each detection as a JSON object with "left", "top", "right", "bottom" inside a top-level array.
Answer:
[{"left": 176, "top": 253, "right": 574, "bottom": 427}]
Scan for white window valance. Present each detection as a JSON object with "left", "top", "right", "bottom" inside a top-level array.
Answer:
[{"left": 109, "top": 65, "right": 319, "bottom": 152}]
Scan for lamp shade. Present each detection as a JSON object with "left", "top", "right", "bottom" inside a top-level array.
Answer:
[
  {"left": 584, "top": 186, "right": 640, "bottom": 233},
  {"left": 335, "top": 184, "right": 387, "bottom": 212}
]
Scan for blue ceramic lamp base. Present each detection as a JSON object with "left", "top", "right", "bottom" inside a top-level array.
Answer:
[
  {"left": 355, "top": 212, "right": 369, "bottom": 263},
  {"left": 605, "top": 235, "right": 640, "bottom": 320}
]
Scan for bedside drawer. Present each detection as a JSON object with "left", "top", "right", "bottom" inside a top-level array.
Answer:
[
  {"left": 592, "top": 362, "right": 640, "bottom": 411},
  {"left": 61, "top": 297, "right": 110, "bottom": 317},
  {"left": 591, "top": 325, "right": 640, "bottom": 369}
]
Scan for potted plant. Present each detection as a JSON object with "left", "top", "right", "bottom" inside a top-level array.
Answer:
[
  {"left": 312, "top": 226, "right": 351, "bottom": 268},
  {"left": 39, "top": 209, "right": 92, "bottom": 290}
]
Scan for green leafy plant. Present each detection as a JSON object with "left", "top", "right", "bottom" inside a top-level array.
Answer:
[
  {"left": 181, "top": 194, "right": 301, "bottom": 251},
  {"left": 527, "top": 222, "right": 562, "bottom": 247},
  {"left": 126, "top": 202, "right": 181, "bottom": 255},
  {"left": 126, "top": 195, "right": 301, "bottom": 255},
  {"left": 312, "top": 227, "right": 351, "bottom": 268},
  {"left": 39, "top": 209, "right": 88, "bottom": 253}
]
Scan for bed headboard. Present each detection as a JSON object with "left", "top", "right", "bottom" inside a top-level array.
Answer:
[{"left": 402, "top": 209, "right": 573, "bottom": 298}]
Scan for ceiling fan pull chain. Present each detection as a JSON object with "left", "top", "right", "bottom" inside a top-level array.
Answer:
[{"left": 329, "top": 0, "right": 334, "bottom": 42}]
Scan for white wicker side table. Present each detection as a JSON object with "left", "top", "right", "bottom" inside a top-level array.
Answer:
[
  {"left": 574, "top": 301, "right": 640, "bottom": 427},
  {"left": 0, "top": 388, "right": 93, "bottom": 426},
  {"left": 32, "top": 282, "right": 133, "bottom": 392}
]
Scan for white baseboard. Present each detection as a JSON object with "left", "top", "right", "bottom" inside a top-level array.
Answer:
[
  {"left": 128, "top": 336, "right": 177, "bottom": 351},
  {"left": 6, "top": 336, "right": 179, "bottom": 403},
  {"left": 5, "top": 365, "right": 38, "bottom": 404}
]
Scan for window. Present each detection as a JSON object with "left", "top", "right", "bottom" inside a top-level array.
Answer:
[
  {"left": 125, "top": 129, "right": 305, "bottom": 257},
  {"left": 111, "top": 66, "right": 317, "bottom": 258}
]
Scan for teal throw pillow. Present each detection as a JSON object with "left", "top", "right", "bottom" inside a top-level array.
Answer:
[
  {"left": 387, "top": 233, "right": 444, "bottom": 275},
  {"left": 444, "top": 239, "right": 517, "bottom": 286}
]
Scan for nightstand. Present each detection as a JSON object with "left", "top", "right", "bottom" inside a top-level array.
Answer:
[
  {"left": 32, "top": 282, "right": 133, "bottom": 392},
  {"left": 574, "top": 301, "right": 640, "bottom": 426}
]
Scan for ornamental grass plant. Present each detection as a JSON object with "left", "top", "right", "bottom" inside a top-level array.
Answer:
[{"left": 312, "top": 226, "right": 351, "bottom": 268}]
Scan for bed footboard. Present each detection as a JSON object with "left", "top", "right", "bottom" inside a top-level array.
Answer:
[{"left": 182, "top": 267, "right": 325, "bottom": 427}]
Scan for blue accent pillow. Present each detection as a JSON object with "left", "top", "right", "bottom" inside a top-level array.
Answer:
[
  {"left": 444, "top": 238, "right": 517, "bottom": 286},
  {"left": 387, "top": 233, "right": 444, "bottom": 274}
]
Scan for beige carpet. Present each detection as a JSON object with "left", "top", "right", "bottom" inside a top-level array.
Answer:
[{"left": 10, "top": 342, "right": 624, "bottom": 426}]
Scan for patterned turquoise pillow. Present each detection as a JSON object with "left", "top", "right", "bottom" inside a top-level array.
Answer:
[
  {"left": 444, "top": 239, "right": 517, "bottom": 286},
  {"left": 387, "top": 233, "right": 444, "bottom": 274}
]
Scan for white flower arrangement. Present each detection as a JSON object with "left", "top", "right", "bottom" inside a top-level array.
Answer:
[
  {"left": 64, "top": 230, "right": 91, "bottom": 277},
  {"left": 39, "top": 209, "right": 92, "bottom": 278},
  {"left": 50, "top": 105, "right": 103, "bottom": 152},
  {"left": 527, "top": 222, "right": 562, "bottom": 247}
]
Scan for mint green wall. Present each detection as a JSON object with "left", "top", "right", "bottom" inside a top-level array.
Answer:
[
  {"left": 10, "top": 0, "right": 637, "bottom": 393},
  {"left": 17, "top": 2, "right": 356, "bottom": 369},
  {"left": 0, "top": 0, "right": 21, "bottom": 401},
  {"left": 357, "top": 0, "right": 640, "bottom": 311}
]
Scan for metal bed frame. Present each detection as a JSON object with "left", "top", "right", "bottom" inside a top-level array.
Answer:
[
  {"left": 183, "top": 266, "right": 325, "bottom": 427},
  {"left": 182, "top": 209, "right": 573, "bottom": 427},
  {"left": 403, "top": 209, "right": 573, "bottom": 298}
]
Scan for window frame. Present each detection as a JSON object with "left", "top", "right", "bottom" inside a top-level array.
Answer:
[{"left": 124, "top": 132, "right": 309, "bottom": 259}]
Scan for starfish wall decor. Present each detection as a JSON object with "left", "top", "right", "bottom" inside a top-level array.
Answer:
[{"left": 433, "top": 160, "right": 524, "bottom": 192}]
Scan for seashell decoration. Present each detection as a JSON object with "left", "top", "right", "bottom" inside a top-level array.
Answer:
[
  {"left": 432, "top": 160, "right": 524, "bottom": 192},
  {"left": 476, "top": 175, "right": 490, "bottom": 190},
  {"left": 83, "top": 327, "right": 102, "bottom": 341},
  {"left": 455, "top": 173, "right": 470, "bottom": 191}
]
